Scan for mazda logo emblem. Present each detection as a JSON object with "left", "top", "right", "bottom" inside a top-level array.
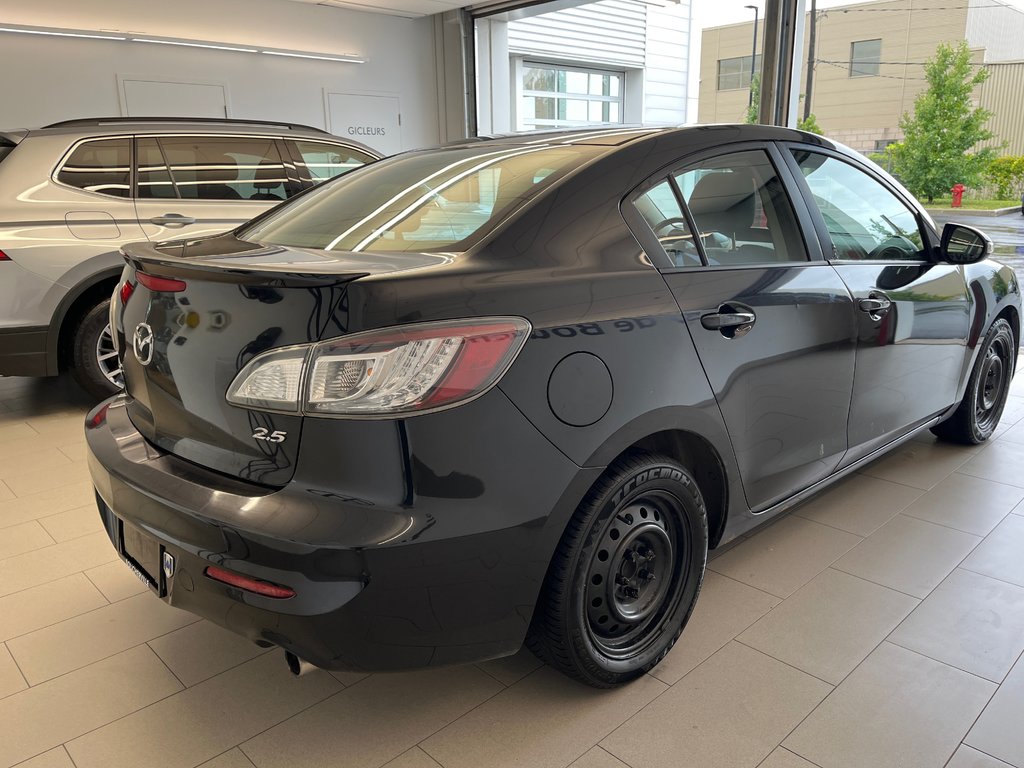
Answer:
[{"left": 133, "top": 323, "right": 155, "bottom": 366}]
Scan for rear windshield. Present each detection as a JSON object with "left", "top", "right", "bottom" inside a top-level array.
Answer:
[
  {"left": 0, "top": 142, "right": 16, "bottom": 164},
  {"left": 239, "top": 144, "right": 596, "bottom": 253}
]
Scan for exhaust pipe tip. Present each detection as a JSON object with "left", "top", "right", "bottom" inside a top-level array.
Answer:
[{"left": 284, "top": 650, "right": 318, "bottom": 677}]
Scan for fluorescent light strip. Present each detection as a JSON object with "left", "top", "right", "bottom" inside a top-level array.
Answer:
[
  {"left": 131, "top": 38, "right": 258, "bottom": 53},
  {"left": 262, "top": 50, "right": 365, "bottom": 63},
  {"left": 0, "top": 26, "right": 126, "bottom": 41}
]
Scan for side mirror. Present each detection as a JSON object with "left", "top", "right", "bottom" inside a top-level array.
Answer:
[{"left": 939, "top": 222, "right": 992, "bottom": 264}]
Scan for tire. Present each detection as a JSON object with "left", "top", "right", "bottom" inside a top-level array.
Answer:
[
  {"left": 71, "top": 299, "right": 122, "bottom": 402},
  {"left": 932, "top": 317, "right": 1016, "bottom": 444},
  {"left": 527, "top": 452, "right": 708, "bottom": 688}
]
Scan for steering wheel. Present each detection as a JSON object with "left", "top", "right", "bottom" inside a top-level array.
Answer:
[
  {"left": 867, "top": 234, "right": 918, "bottom": 261},
  {"left": 652, "top": 217, "right": 701, "bottom": 265}
]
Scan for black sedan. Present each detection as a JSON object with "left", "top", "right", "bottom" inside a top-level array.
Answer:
[{"left": 86, "top": 125, "right": 1020, "bottom": 688}]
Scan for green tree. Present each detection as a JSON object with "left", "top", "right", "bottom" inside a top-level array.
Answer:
[
  {"left": 885, "top": 41, "right": 996, "bottom": 203},
  {"left": 984, "top": 155, "right": 1024, "bottom": 199},
  {"left": 744, "top": 75, "right": 760, "bottom": 124},
  {"left": 797, "top": 113, "right": 823, "bottom": 135}
]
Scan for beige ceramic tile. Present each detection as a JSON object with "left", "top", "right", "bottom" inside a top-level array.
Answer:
[
  {"left": 833, "top": 514, "right": 981, "bottom": 598},
  {"left": 0, "top": 447, "right": 72, "bottom": 483},
  {"left": 601, "top": 642, "right": 830, "bottom": 768},
  {"left": 889, "top": 568, "right": 1024, "bottom": 682},
  {"left": 961, "top": 514, "right": 1024, "bottom": 589},
  {"left": 476, "top": 646, "right": 543, "bottom": 687},
  {"left": 0, "top": 646, "right": 182, "bottom": 768},
  {"left": 651, "top": 570, "right": 780, "bottom": 685},
  {"left": 966, "top": 653, "right": 1024, "bottom": 767},
  {"left": 0, "top": 573, "right": 107, "bottom": 642},
  {"left": 860, "top": 439, "right": 980, "bottom": 490},
  {"left": 245, "top": 666, "right": 502, "bottom": 768},
  {"left": 0, "top": 480, "right": 12, "bottom": 502},
  {"left": 0, "top": 531, "right": 116, "bottom": 598},
  {"left": 4, "top": 461, "right": 92, "bottom": 498},
  {"left": 329, "top": 669, "right": 371, "bottom": 687},
  {"left": 0, "top": 521, "right": 54, "bottom": 560},
  {"left": 793, "top": 473, "right": 923, "bottom": 536},
  {"left": 381, "top": 748, "right": 444, "bottom": 768},
  {"left": 568, "top": 747, "right": 631, "bottom": 768},
  {"left": 708, "top": 515, "right": 862, "bottom": 598},
  {"left": 148, "top": 620, "right": 267, "bottom": 687},
  {"left": 196, "top": 749, "right": 257, "bottom": 768},
  {"left": 0, "top": 482, "right": 95, "bottom": 529},
  {"left": 0, "top": 642, "right": 27, "bottom": 698},
  {"left": 784, "top": 642, "right": 995, "bottom": 768},
  {"left": 66, "top": 653, "right": 341, "bottom": 768},
  {"left": 37, "top": 505, "right": 102, "bottom": 542},
  {"left": 11, "top": 747, "right": 76, "bottom": 768},
  {"left": 739, "top": 568, "right": 918, "bottom": 684},
  {"left": 946, "top": 745, "right": 1016, "bottom": 768},
  {"left": 959, "top": 440, "right": 1024, "bottom": 489},
  {"left": 901, "top": 472, "right": 1024, "bottom": 536},
  {"left": 8, "top": 591, "right": 198, "bottom": 684},
  {"left": 0, "top": 422, "right": 39, "bottom": 442},
  {"left": 83, "top": 560, "right": 148, "bottom": 603},
  {"left": 57, "top": 442, "right": 87, "bottom": 463},
  {"left": 757, "top": 748, "right": 819, "bottom": 768}
]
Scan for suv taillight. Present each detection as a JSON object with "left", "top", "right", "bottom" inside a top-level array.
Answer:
[
  {"left": 226, "top": 317, "right": 531, "bottom": 417},
  {"left": 0, "top": 250, "right": 10, "bottom": 261}
]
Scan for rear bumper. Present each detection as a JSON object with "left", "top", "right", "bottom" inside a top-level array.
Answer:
[
  {"left": 0, "top": 326, "right": 49, "bottom": 377},
  {"left": 86, "top": 393, "right": 596, "bottom": 671}
]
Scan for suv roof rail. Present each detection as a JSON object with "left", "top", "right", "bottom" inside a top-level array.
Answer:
[{"left": 41, "top": 117, "right": 331, "bottom": 134}]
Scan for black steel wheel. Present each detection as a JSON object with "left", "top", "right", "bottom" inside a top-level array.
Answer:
[
  {"left": 933, "top": 317, "right": 1016, "bottom": 444},
  {"left": 528, "top": 452, "right": 708, "bottom": 687}
]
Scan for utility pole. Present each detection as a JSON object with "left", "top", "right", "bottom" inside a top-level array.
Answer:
[
  {"left": 745, "top": 5, "right": 760, "bottom": 108},
  {"left": 803, "top": 0, "right": 817, "bottom": 121}
]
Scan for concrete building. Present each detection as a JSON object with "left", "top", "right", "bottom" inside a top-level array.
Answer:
[{"left": 699, "top": 0, "right": 1024, "bottom": 154}]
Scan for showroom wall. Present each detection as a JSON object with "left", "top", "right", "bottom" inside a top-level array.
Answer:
[{"left": 0, "top": 0, "right": 442, "bottom": 153}]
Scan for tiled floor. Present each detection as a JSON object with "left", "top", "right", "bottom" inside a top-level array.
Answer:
[{"left": 1, "top": 372, "right": 1024, "bottom": 768}]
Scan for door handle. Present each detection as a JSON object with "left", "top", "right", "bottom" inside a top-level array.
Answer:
[
  {"left": 700, "top": 303, "right": 756, "bottom": 338},
  {"left": 858, "top": 294, "right": 892, "bottom": 316},
  {"left": 149, "top": 214, "right": 196, "bottom": 226}
]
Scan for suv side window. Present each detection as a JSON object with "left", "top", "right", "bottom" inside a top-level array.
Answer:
[
  {"left": 791, "top": 150, "right": 926, "bottom": 261},
  {"left": 633, "top": 180, "right": 702, "bottom": 267},
  {"left": 157, "top": 137, "right": 295, "bottom": 201},
  {"left": 292, "top": 141, "right": 375, "bottom": 182},
  {"left": 56, "top": 138, "right": 131, "bottom": 198},
  {"left": 673, "top": 149, "right": 807, "bottom": 266},
  {"left": 136, "top": 138, "right": 177, "bottom": 199}
]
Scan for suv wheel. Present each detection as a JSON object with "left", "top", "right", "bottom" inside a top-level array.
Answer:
[
  {"left": 527, "top": 453, "right": 708, "bottom": 687},
  {"left": 71, "top": 299, "right": 122, "bottom": 401}
]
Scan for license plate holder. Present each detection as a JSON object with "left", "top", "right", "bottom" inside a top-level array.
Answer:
[{"left": 120, "top": 520, "right": 164, "bottom": 596}]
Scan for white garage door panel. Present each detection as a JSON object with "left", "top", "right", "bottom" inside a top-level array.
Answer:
[
  {"left": 327, "top": 92, "right": 402, "bottom": 156},
  {"left": 122, "top": 79, "right": 228, "bottom": 119}
]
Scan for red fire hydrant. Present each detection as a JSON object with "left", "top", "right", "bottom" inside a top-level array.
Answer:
[{"left": 951, "top": 183, "right": 966, "bottom": 207}]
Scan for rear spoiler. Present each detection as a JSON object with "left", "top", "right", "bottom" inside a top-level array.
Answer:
[{"left": 0, "top": 130, "right": 27, "bottom": 145}]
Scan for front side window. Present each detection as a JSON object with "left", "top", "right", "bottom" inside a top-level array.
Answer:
[
  {"left": 850, "top": 39, "right": 882, "bottom": 77},
  {"left": 673, "top": 150, "right": 807, "bottom": 266},
  {"left": 56, "top": 138, "right": 131, "bottom": 198},
  {"left": 157, "top": 137, "right": 292, "bottom": 201},
  {"left": 792, "top": 150, "right": 925, "bottom": 261},
  {"left": 519, "top": 63, "right": 624, "bottom": 131},
  {"left": 717, "top": 55, "right": 762, "bottom": 91},
  {"left": 633, "top": 180, "right": 701, "bottom": 267}
]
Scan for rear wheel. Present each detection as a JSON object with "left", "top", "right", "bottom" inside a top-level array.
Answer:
[
  {"left": 932, "top": 318, "right": 1015, "bottom": 444},
  {"left": 527, "top": 453, "right": 708, "bottom": 687},
  {"left": 71, "top": 299, "right": 122, "bottom": 401}
]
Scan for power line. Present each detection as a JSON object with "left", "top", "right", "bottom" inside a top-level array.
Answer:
[{"left": 815, "top": 59, "right": 929, "bottom": 79}]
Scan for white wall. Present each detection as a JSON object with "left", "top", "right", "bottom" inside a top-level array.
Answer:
[
  {"left": 643, "top": 2, "right": 692, "bottom": 125},
  {"left": 0, "top": 0, "right": 441, "bottom": 151}
]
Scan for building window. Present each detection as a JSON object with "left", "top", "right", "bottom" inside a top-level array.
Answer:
[
  {"left": 874, "top": 139, "right": 897, "bottom": 152},
  {"left": 518, "top": 62, "right": 624, "bottom": 130},
  {"left": 717, "top": 55, "right": 762, "bottom": 91},
  {"left": 850, "top": 39, "right": 882, "bottom": 77}
]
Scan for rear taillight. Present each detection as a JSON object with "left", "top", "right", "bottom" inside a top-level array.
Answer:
[
  {"left": 119, "top": 281, "right": 134, "bottom": 305},
  {"left": 204, "top": 565, "right": 295, "bottom": 599},
  {"left": 137, "top": 272, "right": 186, "bottom": 292},
  {"left": 226, "top": 317, "right": 531, "bottom": 417},
  {"left": 0, "top": 249, "right": 10, "bottom": 261}
]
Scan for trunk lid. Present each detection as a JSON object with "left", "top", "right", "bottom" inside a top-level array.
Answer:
[{"left": 118, "top": 233, "right": 449, "bottom": 486}]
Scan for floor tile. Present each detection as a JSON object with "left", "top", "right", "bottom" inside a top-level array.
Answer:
[
  {"left": 8, "top": 591, "right": 198, "bottom": 684},
  {"left": 11, "top": 747, "right": 75, "bottom": 768},
  {"left": 423, "top": 666, "right": 664, "bottom": 768},
  {"left": 329, "top": 669, "right": 371, "bottom": 688},
  {"left": 739, "top": 568, "right": 918, "bottom": 684},
  {"left": 0, "top": 574, "right": 107, "bottom": 642},
  {"left": 476, "top": 646, "right": 542, "bottom": 687},
  {"left": 196, "top": 749, "right": 257, "bottom": 768},
  {"left": 0, "top": 532, "right": 116, "bottom": 598},
  {"left": 966, "top": 652, "right": 1024, "bottom": 766},
  {"left": 83, "top": 560, "right": 148, "bottom": 603},
  {"left": 889, "top": 569, "right": 1024, "bottom": 682},
  {"left": 651, "top": 570, "right": 780, "bottom": 685},
  {"left": 709, "top": 515, "right": 862, "bottom": 599},
  {"left": 901, "top": 473, "right": 1024, "bottom": 536},
  {"left": 0, "top": 447, "right": 72, "bottom": 483},
  {"left": 0, "top": 642, "right": 27, "bottom": 699},
  {"left": 381, "top": 748, "right": 444, "bottom": 768},
  {"left": 0, "top": 646, "right": 182, "bottom": 768},
  {"left": 0, "top": 521, "right": 53, "bottom": 560},
  {"left": 757, "top": 748, "right": 819, "bottom": 768},
  {"left": 37, "top": 505, "right": 103, "bottom": 542},
  {"left": 66, "top": 653, "right": 341, "bottom": 768},
  {"left": 244, "top": 666, "right": 502, "bottom": 768},
  {"left": 793, "top": 473, "right": 923, "bottom": 536},
  {"left": 784, "top": 642, "right": 995, "bottom": 768},
  {"left": 57, "top": 442, "right": 87, "bottom": 463},
  {"left": 959, "top": 440, "right": 1024, "bottom": 489},
  {"left": 4, "top": 461, "right": 91, "bottom": 497},
  {"left": 0, "top": 482, "right": 95, "bottom": 529},
  {"left": 946, "top": 745, "right": 1016, "bottom": 768},
  {"left": 961, "top": 514, "right": 1024, "bottom": 589},
  {"left": 860, "top": 438, "right": 981, "bottom": 490},
  {"left": 568, "top": 747, "right": 631, "bottom": 768},
  {"left": 833, "top": 515, "right": 981, "bottom": 598},
  {"left": 601, "top": 642, "right": 830, "bottom": 768},
  {"left": 0, "top": 481, "right": 12, "bottom": 502},
  {"left": 149, "top": 619, "right": 267, "bottom": 687}
]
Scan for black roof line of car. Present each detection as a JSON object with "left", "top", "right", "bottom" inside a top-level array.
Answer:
[{"left": 41, "top": 117, "right": 331, "bottom": 134}]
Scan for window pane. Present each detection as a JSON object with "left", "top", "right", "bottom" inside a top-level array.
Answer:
[
  {"left": 565, "top": 70, "right": 588, "bottom": 94},
  {"left": 792, "top": 151, "right": 924, "bottom": 261},
  {"left": 851, "top": 39, "right": 881, "bottom": 77},
  {"left": 294, "top": 141, "right": 373, "bottom": 184},
  {"left": 523, "top": 66, "right": 556, "bottom": 92},
  {"left": 159, "top": 138, "right": 288, "bottom": 201},
  {"left": 57, "top": 139, "right": 130, "bottom": 198},
  {"left": 634, "top": 180, "right": 701, "bottom": 267},
  {"left": 674, "top": 150, "right": 807, "bottom": 265},
  {"left": 136, "top": 138, "right": 176, "bottom": 200},
  {"left": 717, "top": 55, "right": 760, "bottom": 90}
]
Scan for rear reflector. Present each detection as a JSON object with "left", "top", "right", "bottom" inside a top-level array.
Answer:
[
  {"left": 204, "top": 565, "right": 296, "bottom": 599},
  {"left": 119, "top": 281, "right": 134, "bottom": 305},
  {"left": 87, "top": 403, "right": 109, "bottom": 429},
  {"left": 137, "top": 272, "right": 186, "bottom": 293},
  {"left": 0, "top": 249, "right": 10, "bottom": 261}
]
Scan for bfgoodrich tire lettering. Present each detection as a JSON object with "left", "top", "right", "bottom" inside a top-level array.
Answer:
[{"left": 527, "top": 452, "right": 708, "bottom": 687}]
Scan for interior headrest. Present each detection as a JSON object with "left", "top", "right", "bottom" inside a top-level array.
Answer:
[{"left": 687, "top": 168, "right": 757, "bottom": 235}]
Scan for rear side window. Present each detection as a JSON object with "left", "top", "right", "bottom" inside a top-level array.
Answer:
[
  {"left": 633, "top": 180, "right": 701, "bottom": 267},
  {"left": 157, "top": 137, "right": 294, "bottom": 201},
  {"left": 56, "top": 138, "right": 131, "bottom": 198},
  {"left": 292, "top": 141, "right": 375, "bottom": 182},
  {"left": 136, "top": 138, "right": 176, "bottom": 199}
]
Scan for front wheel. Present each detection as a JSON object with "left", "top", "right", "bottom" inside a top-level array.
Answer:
[
  {"left": 71, "top": 299, "right": 123, "bottom": 401},
  {"left": 527, "top": 453, "right": 708, "bottom": 687},
  {"left": 932, "top": 317, "right": 1015, "bottom": 444}
]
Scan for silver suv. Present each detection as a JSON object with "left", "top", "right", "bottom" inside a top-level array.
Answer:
[{"left": 0, "top": 117, "right": 380, "bottom": 398}]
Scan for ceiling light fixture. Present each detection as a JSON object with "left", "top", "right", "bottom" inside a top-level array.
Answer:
[
  {"left": 261, "top": 50, "right": 365, "bottom": 63},
  {"left": 130, "top": 38, "right": 259, "bottom": 53},
  {"left": 0, "top": 25, "right": 126, "bottom": 41}
]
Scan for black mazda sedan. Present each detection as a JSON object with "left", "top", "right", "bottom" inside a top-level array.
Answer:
[{"left": 86, "top": 125, "right": 1020, "bottom": 687}]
